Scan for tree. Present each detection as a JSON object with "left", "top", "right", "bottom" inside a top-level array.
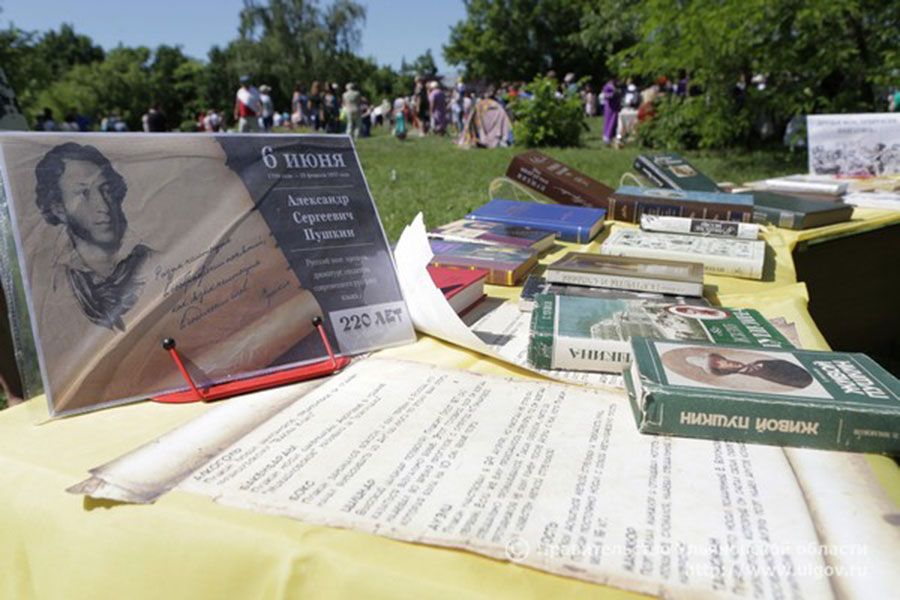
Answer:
[
  {"left": 444, "top": 0, "right": 604, "bottom": 83},
  {"left": 233, "top": 0, "right": 368, "bottom": 106},
  {"left": 619, "top": 0, "right": 900, "bottom": 147},
  {"left": 0, "top": 23, "right": 104, "bottom": 119}
]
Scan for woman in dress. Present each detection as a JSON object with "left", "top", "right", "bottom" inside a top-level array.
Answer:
[{"left": 601, "top": 76, "right": 621, "bottom": 145}]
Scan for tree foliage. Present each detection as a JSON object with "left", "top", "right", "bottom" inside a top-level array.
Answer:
[
  {"left": 511, "top": 75, "right": 585, "bottom": 147},
  {"left": 0, "top": 0, "right": 399, "bottom": 131},
  {"left": 619, "top": 0, "right": 900, "bottom": 147},
  {"left": 444, "top": 0, "right": 609, "bottom": 82}
]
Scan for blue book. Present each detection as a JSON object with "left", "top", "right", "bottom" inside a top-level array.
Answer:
[{"left": 466, "top": 199, "right": 606, "bottom": 244}]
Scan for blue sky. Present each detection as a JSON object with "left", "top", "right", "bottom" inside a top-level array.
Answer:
[{"left": 0, "top": 0, "right": 465, "bottom": 73}]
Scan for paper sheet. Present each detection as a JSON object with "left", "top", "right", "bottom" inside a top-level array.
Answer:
[
  {"left": 76, "top": 357, "right": 851, "bottom": 599},
  {"left": 394, "top": 213, "right": 623, "bottom": 389}
]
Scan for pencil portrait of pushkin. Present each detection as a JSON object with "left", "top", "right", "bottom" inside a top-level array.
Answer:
[{"left": 34, "top": 142, "right": 154, "bottom": 331}]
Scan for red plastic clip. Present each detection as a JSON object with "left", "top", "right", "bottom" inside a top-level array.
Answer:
[{"left": 153, "top": 316, "right": 350, "bottom": 404}]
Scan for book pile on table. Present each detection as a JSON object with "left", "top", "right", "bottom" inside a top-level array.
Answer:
[
  {"left": 500, "top": 150, "right": 900, "bottom": 454},
  {"left": 426, "top": 198, "right": 608, "bottom": 301}
]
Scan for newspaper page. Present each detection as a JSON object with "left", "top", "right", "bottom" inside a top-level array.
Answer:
[
  {"left": 394, "top": 214, "right": 623, "bottom": 389},
  {"left": 73, "top": 356, "right": 877, "bottom": 599},
  {"left": 807, "top": 113, "right": 900, "bottom": 176}
]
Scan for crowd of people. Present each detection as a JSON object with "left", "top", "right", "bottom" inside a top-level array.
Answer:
[{"left": 43, "top": 68, "right": 885, "bottom": 146}]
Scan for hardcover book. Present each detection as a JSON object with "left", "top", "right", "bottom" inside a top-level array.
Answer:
[
  {"left": 633, "top": 153, "right": 721, "bottom": 192},
  {"left": 751, "top": 191, "right": 854, "bottom": 230},
  {"left": 428, "top": 218, "right": 556, "bottom": 252},
  {"left": 640, "top": 214, "right": 760, "bottom": 239},
  {"left": 545, "top": 251, "right": 704, "bottom": 297},
  {"left": 626, "top": 337, "right": 900, "bottom": 454},
  {"left": 755, "top": 174, "right": 848, "bottom": 197},
  {"left": 529, "top": 296, "right": 790, "bottom": 373},
  {"left": 0, "top": 133, "right": 415, "bottom": 417},
  {"left": 429, "top": 239, "right": 538, "bottom": 285},
  {"left": 600, "top": 229, "right": 766, "bottom": 280},
  {"left": 518, "top": 274, "right": 710, "bottom": 312},
  {"left": 608, "top": 185, "right": 753, "bottom": 223},
  {"left": 505, "top": 150, "right": 614, "bottom": 209},
  {"left": 427, "top": 265, "right": 487, "bottom": 314},
  {"left": 465, "top": 199, "right": 606, "bottom": 244}
]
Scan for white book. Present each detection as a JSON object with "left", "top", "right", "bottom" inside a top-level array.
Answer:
[
  {"left": 843, "top": 191, "right": 900, "bottom": 211},
  {"left": 640, "top": 214, "right": 760, "bottom": 240},
  {"left": 761, "top": 174, "right": 848, "bottom": 196},
  {"left": 600, "top": 229, "right": 766, "bottom": 280}
]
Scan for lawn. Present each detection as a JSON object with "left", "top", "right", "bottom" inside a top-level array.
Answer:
[{"left": 353, "top": 118, "right": 807, "bottom": 242}]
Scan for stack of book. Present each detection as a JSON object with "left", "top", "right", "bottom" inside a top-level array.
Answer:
[
  {"left": 525, "top": 251, "right": 719, "bottom": 372},
  {"left": 529, "top": 298, "right": 791, "bottom": 373},
  {"left": 634, "top": 152, "right": 854, "bottom": 230},
  {"left": 425, "top": 198, "right": 608, "bottom": 288}
]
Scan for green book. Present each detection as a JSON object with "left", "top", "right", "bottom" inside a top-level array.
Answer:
[
  {"left": 528, "top": 295, "right": 791, "bottom": 373},
  {"left": 626, "top": 337, "right": 900, "bottom": 454}
]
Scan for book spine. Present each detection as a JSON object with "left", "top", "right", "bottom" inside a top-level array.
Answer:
[
  {"left": 638, "top": 386, "right": 900, "bottom": 454},
  {"left": 544, "top": 270, "right": 701, "bottom": 297},
  {"left": 752, "top": 206, "right": 801, "bottom": 229},
  {"left": 431, "top": 261, "right": 514, "bottom": 286},
  {"left": 610, "top": 194, "right": 751, "bottom": 224},
  {"left": 640, "top": 214, "right": 759, "bottom": 239},
  {"left": 528, "top": 298, "right": 556, "bottom": 369},
  {"left": 601, "top": 243, "right": 761, "bottom": 280}
]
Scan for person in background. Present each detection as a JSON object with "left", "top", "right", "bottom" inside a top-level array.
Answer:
[
  {"left": 616, "top": 78, "right": 640, "bottom": 144},
  {"left": 413, "top": 77, "right": 429, "bottom": 136},
  {"left": 564, "top": 73, "right": 578, "bottom": 96},
  {"left": 890, "top": 88, "right": 900, "bottom": 112},
  {"left": 393, "top": 96, "right": 409, "bottom": 140},
  {"left": 428, "top": 81, "right": 448, "bottom": 135},
  {"left": 203, "top": 109, "right": 222, "bottom": 132},
  {"left": 322, "top": 84, "right": 338, "bottom": 133},
  {"left": 360, "top": 97, "right": 372, "bottom": 138},
  {"left": 623, "top": 78, "right": 639, "bottom": 109},
  {"left": 234, "top": 75, "right": 262, "bottom": 133},
  {"left": 37, "top": 107, "right": 58, "bottom": 131},
  {"left": 601, "top": 75, "right": 621, "bottom": 145},
  {"left": 258, "top": 85, "right": 274, "bottom": 132},
  {"left": 454, "top": 78, "right": 466, "bottom": 132},
  {"left": 342, "top": 82, "right": 362, "bottom": 139},
  {"left": 291, "top": 83, "right": 307, "bottom": 127},
  {"left": 308, "top": 81, "right": 322, "bottom": 130},
  {"left": 582, "top": 84, "right": 598, "bottom": 118},
  {"left": 61, "top": 111, "right": 80, "bottom": 132},
  {"left": 674, "top": 69, "right": 689, "bottom": 97},
  {"left": 146, "top": 105, "right": 166, "bottom": 132}
]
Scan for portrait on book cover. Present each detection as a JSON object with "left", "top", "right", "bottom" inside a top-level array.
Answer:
[{"left": 657, "top": 343, "right": 831, "bottom": 398}]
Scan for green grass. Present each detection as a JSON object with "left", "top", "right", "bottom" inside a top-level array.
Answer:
[{"left": 353, "top": 118, "right": 807, "bottom": 242}]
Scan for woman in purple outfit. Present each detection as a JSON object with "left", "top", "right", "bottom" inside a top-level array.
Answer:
[{"left": 602, "top": 76, "right": 621, "bottom": 145}]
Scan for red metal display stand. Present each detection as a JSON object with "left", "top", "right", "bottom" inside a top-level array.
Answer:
[{"left": 152, "top": 316, "right": 350, "bottom": 404}]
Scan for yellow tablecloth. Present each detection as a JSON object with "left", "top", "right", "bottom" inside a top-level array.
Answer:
[{"left": 1, "top": 208, "right": 897, "bottom": 599}]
